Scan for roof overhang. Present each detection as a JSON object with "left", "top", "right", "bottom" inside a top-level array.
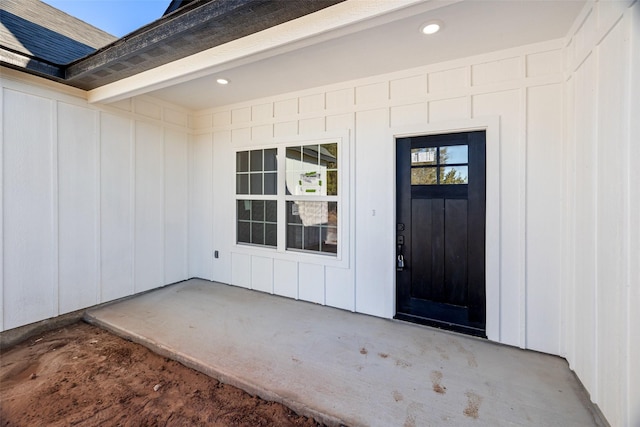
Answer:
[
  {"left": 2, "top": 0, "right": 347, "bottom": 91},
  {"left": 87, "top": 0, "right": 434, "bottom": 104}
]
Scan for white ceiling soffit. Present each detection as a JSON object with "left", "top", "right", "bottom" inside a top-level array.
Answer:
[
  {"left": 87, "top": 0, "right": 441, "bottom": 104},
  {"left": 90, "top": 0, "right": 586, "bottom": 111}
]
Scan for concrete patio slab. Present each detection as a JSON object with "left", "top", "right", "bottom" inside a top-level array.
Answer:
[{"left": 85, "top": 279, "right": 601, "bottom": 427}]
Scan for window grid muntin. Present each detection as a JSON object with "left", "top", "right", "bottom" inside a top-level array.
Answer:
[
  {"left": 285, "top": 201, "right": 337, "bottom": 255},
  {"left": 236, "top": 148, "right": 277, "bottom": 195},
  {"left": 237, "top": 199, "right": 277, "bottom": 247},
  {"left": 236, "top": 141, "right": 341, "bottom": 258}
]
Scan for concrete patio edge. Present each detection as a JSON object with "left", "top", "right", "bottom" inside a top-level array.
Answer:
[{"left": 83, "top": 311, "right": 347, "bottom": 427}]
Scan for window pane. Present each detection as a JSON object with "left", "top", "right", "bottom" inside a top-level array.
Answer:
[
  {"left": 300, "top": 201, "right": 323, "bottom": 226},
  {"left": 264, "top": 148, "right": 277, "bottom": 171},
  {"left": 303, "top": 145, "right": 319, "bottom": 165},
  {"left": 286, "top": 147, "right": 302, "bottom": 195},
  {"left": 300, "top": 171, "right": 321, "bottom": 195},
  {"left": 236, "top": 151, "right": 249, "bottom": 172},
  {"left": 251, "top": 200, "right": 264, "bottom": 221},
  {"left": 250, "top": 150, "right": 263, "bottom": 172},
  {"left": 250, "top": 172, "right": 262, "bottom": 195},
  {"left": 286, "top": 146, "right": 301, "bottom": 162},
  {"left": 264, "top": 172, "right": 277, "bottom": 195},
  {"left": 326, "top": 170, "right": 338, "bottom": 196},
  {"left": 237, "top": 200, "right": 251, "bottom": 220},
  {"left": 440, "top": 145, "right": 468, "bottom": 164},
  {"left": 287, "top": 201, "right": 303, "bottom": 225},
  {"left": 265, "top": 200, "right": 277, "bottom": 223},
  {"left": 328, "top": 201, "right": 337, "bottom": 223},
  {"left": 411, "top": 167, "right": 437, "bottom": 185},
  {"left": 323, "top": 226, "right": 338, "bottom": 247},
  {"left": 440, "top": 166, "right": 468, "bottom": 184},
  {"left": 236, "top": 174, "right": 249, "bottom": 194},
  {"left": 251, "top": 222, "right": 264, "bottom": 245},
  {"left": 411, "top": 147, "right": 436, "bottom": 165},
  {"left": 286, "top": 201, "right": 338, "bottom": 255},
  {"left": 320, "top": 143, "right": 337, "bottom": 169},
  {"left": 265, "top": 223, "right": 277, "bottom": 247},
  {"left": 287, "top": 145, "right": 322, "bottom": 196},
  {"left": 304, "top": 226, "right": 321, "bottom": 251},
  {"left": 287, "top": 224, "right": 303, "bottom": 249},
  {"left": 237, "top": 221, "right": 250, "bottom": 243}
]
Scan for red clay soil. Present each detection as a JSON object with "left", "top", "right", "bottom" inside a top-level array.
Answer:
[{"left": 0, "top": 322, "right": 323, "bottom": 426}]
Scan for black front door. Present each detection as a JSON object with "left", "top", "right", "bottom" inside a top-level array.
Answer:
[{"left": 395, "top": 131, "right": 486, "bottom": 337}]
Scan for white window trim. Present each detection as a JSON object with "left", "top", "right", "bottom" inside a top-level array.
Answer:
[{"left": 232, "top": 131, "right": 351, "bottom": 268}]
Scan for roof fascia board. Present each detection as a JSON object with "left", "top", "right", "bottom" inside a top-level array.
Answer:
[
  {"left": 87, "top": 0, "right": 434, "bottom": 105},
  {"left": 0, "top": 48, "right": 65, "bottom": 79},
  {"left": 65, "top": 0, "right": 253, "bottom": 80}
]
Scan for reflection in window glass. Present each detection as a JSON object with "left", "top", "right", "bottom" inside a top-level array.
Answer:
[
  {"left": 236, "top": 174, "right": 248, "bottom": 194},
  {"left": 411, "top": 167, "right": 437, "bottom": 185},
  {"left": 250, "top": 173, "right": 262, "bottom": 195},
  {"left": 411, "top": 147, "right": 437, "bottom": 165},
  {"left": 286, "top": 201, "right": 337, "bottom": 254},
  {"left": 440, "top": 166, "right": 468, "bottom": 184},
  {"left": 263, "top": 148, "right": 277, "bottom": 171},
  {"left": 236, "top": 151, "right": 249, "bottom": 172},
  {"left": 237, "top": 200, "right": 277, "bottom": 247},
  {"left": 410, "top": 144, "right": 469, "bottom": 186},
  {"left": 439, "top": 145, "right": 468, "bottom": 164}
]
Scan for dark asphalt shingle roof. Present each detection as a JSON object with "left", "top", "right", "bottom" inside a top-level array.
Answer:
[
  {"left": 1, "top": 0, "right": 344, "bottom": 90},
  {"left": 1, "top": 0, "right": 116, "bottom": 65}
]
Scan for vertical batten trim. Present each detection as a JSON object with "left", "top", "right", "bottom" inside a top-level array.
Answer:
[
  {"left": 625, "top": 3, "right": 639, "bottom": 422},
  {"left": 590, "top": 44, "right": 600, "bottom": 405},
  {"left": 51, "top": 100, "right": 59, "bottom": 317},
  {"left": 0, "top": 85, "right": 4, "bottom": 331},
  {"left": 163, "top": 128, "right": 168, "bottom": 285},
  {"left": 519, "top": 85, "right": 528, "bottom": 349},
  {"left": 186, "top": 133, "right": 191, "bottom": 278},
  {"left": 271, "top": 258, "right": 275, "bottom": 295},
  {"left": 295, "top": 261, "right": 300, "bottom": 300},
  {"left": 322, "top": 265, "right": 327, "bottom": 305},
  {"left": 130, "top": 120, "right": 136, "bottom": 295},
  {"left": 210, "top": 132, "right": 214, "bottom": 280},
  {"left": 96, "top": 111, "right": 102, "bottom": 304},
  {"left": 161, "top": 127, "right": 166, "bottom": 286},
  {"left": 352, "top": 111, "right": 359, "bottom": 312},
  {"left": 621, "top": 8, "right": 634, "bottom": 425},
  {"left": 185, "top": 131, "right": 191, "bottom": 278}
]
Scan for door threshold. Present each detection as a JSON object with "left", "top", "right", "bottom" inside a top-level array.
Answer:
[{"left": 394, "top": 312, "right": 486, "bottom": 338}]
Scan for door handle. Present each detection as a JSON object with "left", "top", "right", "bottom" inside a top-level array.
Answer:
[{"left": 397, "top": 240, "right": 406, "bottom": 271}]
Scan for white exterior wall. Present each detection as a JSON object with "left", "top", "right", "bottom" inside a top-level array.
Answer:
[
  {"left": 189, "top": 39, "right": 567, "bottom": 354},
  {"left": 0, "top": 71, "right": 190, "bottom": 331},
  {"left": 1, "top": 3, "right": 637, "bottom": 423},
  {"left": 562, "top": 1, "right": 639, "bottom": 425}
]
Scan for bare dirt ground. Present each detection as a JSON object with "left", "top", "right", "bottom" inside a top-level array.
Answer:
[{"left": 0, "top": 322, "right": 322, "bottom": 426}]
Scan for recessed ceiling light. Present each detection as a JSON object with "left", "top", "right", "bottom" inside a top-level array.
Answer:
[
  {"left": 216, "top": 78, "right": 229, "bottom": 85},
  {"left": 420, "top": 20, "right": 443, "bottom": 35}
]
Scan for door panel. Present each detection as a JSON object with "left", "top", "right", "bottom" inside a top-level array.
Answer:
[
  {"left": 396, "top": 131, "right": 486, "bottom": 337},
  {"left": 444, "top": 199, "right": 468, "bottom": 306}
]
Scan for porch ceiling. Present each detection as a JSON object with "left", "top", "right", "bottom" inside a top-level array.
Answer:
[{"left": 137, "top": 0, "right": 585, "bottom": 111}]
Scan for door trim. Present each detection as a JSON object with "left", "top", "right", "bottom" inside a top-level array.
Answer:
[{"left": 389, "top": 117, "right": 501, "bottom": 342}]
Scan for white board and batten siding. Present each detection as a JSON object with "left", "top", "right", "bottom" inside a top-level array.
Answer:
[
  {"left": 562, "top": 1, "right": 639, "bottom": 425},
  {"left": 0, "top": 73, "right": 190, "bottom": 331},
  {"left": 188, "top": 38, "right": 568, "bottom": 356},
  {"left": 2, "top": 1, "right": 638, "bottom": 423}
]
